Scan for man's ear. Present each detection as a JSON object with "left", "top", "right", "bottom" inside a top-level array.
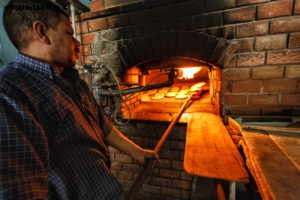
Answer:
[{"left": 32, "top": 21, "right": 50, "bottom": 44}]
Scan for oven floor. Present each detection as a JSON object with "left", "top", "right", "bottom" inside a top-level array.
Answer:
[{"left": 122, "top": 89, "right": 216, "bottom": 122}]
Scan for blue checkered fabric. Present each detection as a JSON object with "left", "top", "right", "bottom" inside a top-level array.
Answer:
[{"left": 0, "top": 53, "right": 123, "bottom": 200}]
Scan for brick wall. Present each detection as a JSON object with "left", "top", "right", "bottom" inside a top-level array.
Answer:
[
  {"left": 113, "top": 122, "right": 192, "bottom": 200},
  {"left": 77, "top": 0, "right": 300, "bottom": 117},
  {"left": 74, "top": 0, "right": 300, "bottom": 198}
]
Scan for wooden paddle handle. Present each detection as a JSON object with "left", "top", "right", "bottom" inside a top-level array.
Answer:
[{"left": 126, "top": 94, "right": 194, "bottom": 200}]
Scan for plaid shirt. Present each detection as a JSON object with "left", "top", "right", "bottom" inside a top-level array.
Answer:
[{"left": 0, "top": 53, "right": 123, "bottom": 200}]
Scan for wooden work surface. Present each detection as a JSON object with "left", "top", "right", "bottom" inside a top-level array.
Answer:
[
  {"left": 241, "top": 125, "right": 300, "bottom": 200},
  {"left": 183, "top": 112, "right": 249, "bottom": 182}
]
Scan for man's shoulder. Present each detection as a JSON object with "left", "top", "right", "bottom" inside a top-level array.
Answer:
[
  {"left": 0, "top": 61, "right": 22, "bottom": 74},
  {"left": 0, "top": 62, "right": 29, "bottom": 81}
]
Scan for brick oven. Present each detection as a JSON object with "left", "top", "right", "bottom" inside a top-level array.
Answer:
[{"left": 72, "top": 0, "right": 300, "bottom": 199}]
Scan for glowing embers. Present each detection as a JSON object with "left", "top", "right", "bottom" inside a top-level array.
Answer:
[{"left": 177, "top": 67, "right": 202, "bottom": 80}]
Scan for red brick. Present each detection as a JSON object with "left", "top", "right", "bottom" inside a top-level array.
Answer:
[
  {"left": 142, "top": 184, "right": 161, "bottom": 194},
  {"left": 264, "top": 79, "right": 298, "bottom": 93},
  {"left": 170, "top": 140, "right": 185, "bottom": 151},
  {"left": 295, "top": 0, "right": 300, "bottom": 14},
  {"left": 236, "top": 80, "right": 262, "bottom": 93},
  {"left": 212, "top": 80, "right": 222, "bottom": 93},
  {"left": 237, "top": 52, "right": 265, "bottom": 67},
  {"left": 108, "top": 14, "right": 129, "bottom": 28},
  {"left": 222, "top": 68, "right": 251, "bottom": 81},
  {"left": 75, "top": 22, "right": 81, "bottom": 34},
  {"left": 116, "top": 170, "right": 134, "bottom": 180},
  {"left": 270, "top": 16, "right": 300, "bottom": 34},
  {"left": 88, "top": 18, "right": 108, "bottom": 32},
  {"left": 267, "top": 49, "right": 300, "bottom": 65},
  {"left": 285, "top": 65, "right": 300, "bottom": 78},
  {"left": 223, "top": 94, "right": 248, "bottom": 105},
  {"left": 229, "top": 106, "right": 260, "bottom": 115},
  {"left": 159, "top": 168, "right": 181, "bottom": 179},
  {"left": 78, "top": 21, "right": 89, "bottom": 34},
  {"left": 152, "top": 177, "right": 172, "bottom": 187},
  {"left": 237, "top": 0, "right": 268, "bottom": 6},
  {"left": 173, "top": 180, "right": 192, "bottom": 190},
  {"left": 80, "top": 11, "right": 102, "bottom": 21},
  {"left": 81, "top": 32, "right": 98, "bottom": 45},
  {"left": 232, "top": 80, "right": 263, "bottom": 93},
  {"left": 104, "top": 0, "right": 128, "bottom": 8},
  {"left": 161, "top": 187, "right": 181, "bottom": 198},
  {"left": 281, "top": 94, "right": 300, "bottom": 106},
  {"left": 158, "top": 159, "right": 172, "bottom": 169},
  {"left": 159, "top": 149, "right": 180, "bottom": 160},
  {"left": 212, "top": 66, "right": 222, "bottom": 80},
  {"left": 236, "top": 21, "right": 269, "bottom": 38},
  {"left": 116, "top": 154, "right": 132, "bottom": 163},
  {"left": 172, "top": 160, "right": 184, "bottom": 171},
  {"left": 289, "top": 33, "right": 300, "bottom": 48},
  {"left": 248, "top": 94, "right": 279, "bottom": 105},
  {"left": 110, "top": 162, "right": 122, "bottom": 171},
  {"left": 122, "top": 163, "right": 141, "bottom": 172},
  {"left": 260, "top": 107, "right": 288, "bottom": 115},
  {"left": 223, "top": 7, "right": 255, "bottom": 24},
  {"left": 255, "top": 34, "right": 287, "bottom": 51},
  {"left": 182, "top": 190, "right": 193, "bottom": 199},
  {"left": 252, "top": 66, "right": 284, "bottom": 79},
  {"left": 228, "top": 56, "right": 237, "bottom": 68},
  {"left": 257, "top": 0, "right": 293, "bottom": 19},
  {"left": 90, "top": 0, "right": 104, "bottom": 12},
  {"left": 180, "top": 171, "right": 193, "bottom": 181},
  {"left": 237, "top": 38, "right": 254, "bottom": 53},
  {"left": 109, "top": 153, "right": 116, "bottom": 162}
]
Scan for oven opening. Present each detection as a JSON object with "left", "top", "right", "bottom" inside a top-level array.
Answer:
[
  {"left": 86, "top": 57, "right": 220, "bottom": 123},
  {"left": 120, "top": 65, "right": 212, "bottom": 122}
]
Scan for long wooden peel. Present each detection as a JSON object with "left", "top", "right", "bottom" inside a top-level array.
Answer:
[{"left": 126, "top": 92, "right": 199, "bottom": 200}]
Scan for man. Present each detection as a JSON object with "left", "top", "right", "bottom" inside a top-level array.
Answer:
[{"left": 0, "top": 0, "right": 158, "bottom": 199}]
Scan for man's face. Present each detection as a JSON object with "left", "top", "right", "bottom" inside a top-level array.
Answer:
[{"left": 47, "top": 14, "right": 80, "bottom": 68}]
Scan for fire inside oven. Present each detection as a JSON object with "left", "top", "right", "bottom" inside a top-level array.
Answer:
[{"left": 88, "top": 63, "right": 214, "bottom": 123}]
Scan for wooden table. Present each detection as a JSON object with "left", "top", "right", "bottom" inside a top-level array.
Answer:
[{"left": 241, "top": 125, "right": 300, "bottom": 200}]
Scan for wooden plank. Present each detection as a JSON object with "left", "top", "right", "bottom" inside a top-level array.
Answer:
[
  {"left": 269, "top": 132, "right": 300, "bottom": 171},
  {"left": 241, "top": 129, "right": 300, "bottom": 200},
  {"left": 241, "top": 125, "right": 300, "bottom": 135},
  {"left": 242, "top": 125, "right": 300, "bottom": 170},
  {"left": 184, "top": 112, "right": 249, "bottom": 182}
]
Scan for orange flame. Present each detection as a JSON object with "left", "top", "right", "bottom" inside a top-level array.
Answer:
[{"left": 179, "top": 67, "right": 201, "bottom": 79}]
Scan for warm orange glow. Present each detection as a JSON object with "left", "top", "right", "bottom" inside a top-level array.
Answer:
[{"left": 179, "top": 67, "right": 202, "bottom": 79}]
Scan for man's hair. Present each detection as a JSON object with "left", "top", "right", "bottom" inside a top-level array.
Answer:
[{"left": 3, "top": 0, "right": 69, "bottom": 50}]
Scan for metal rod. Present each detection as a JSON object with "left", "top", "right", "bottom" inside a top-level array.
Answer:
[
  {"left": 126, "top": 93, "right": 194, "bottom": 200},
  {"left": 95, "top": 68, "right": 177, "bottom": 97}
]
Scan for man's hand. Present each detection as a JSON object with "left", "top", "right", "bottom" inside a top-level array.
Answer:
[
  {"left": 132, "top": 148, "right": 159, "bottom": 164},
  {"left": 105, "top": 126, "right": 159, "bottom": 164}
]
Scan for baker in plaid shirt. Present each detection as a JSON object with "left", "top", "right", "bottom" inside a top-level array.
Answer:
[{"left": 0, "top": 0, "right": 158, "bottom": 199}]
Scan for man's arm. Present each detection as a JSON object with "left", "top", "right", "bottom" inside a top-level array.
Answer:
[{"left": 105, "top": 126, "right": 159, "bottom": 164}]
